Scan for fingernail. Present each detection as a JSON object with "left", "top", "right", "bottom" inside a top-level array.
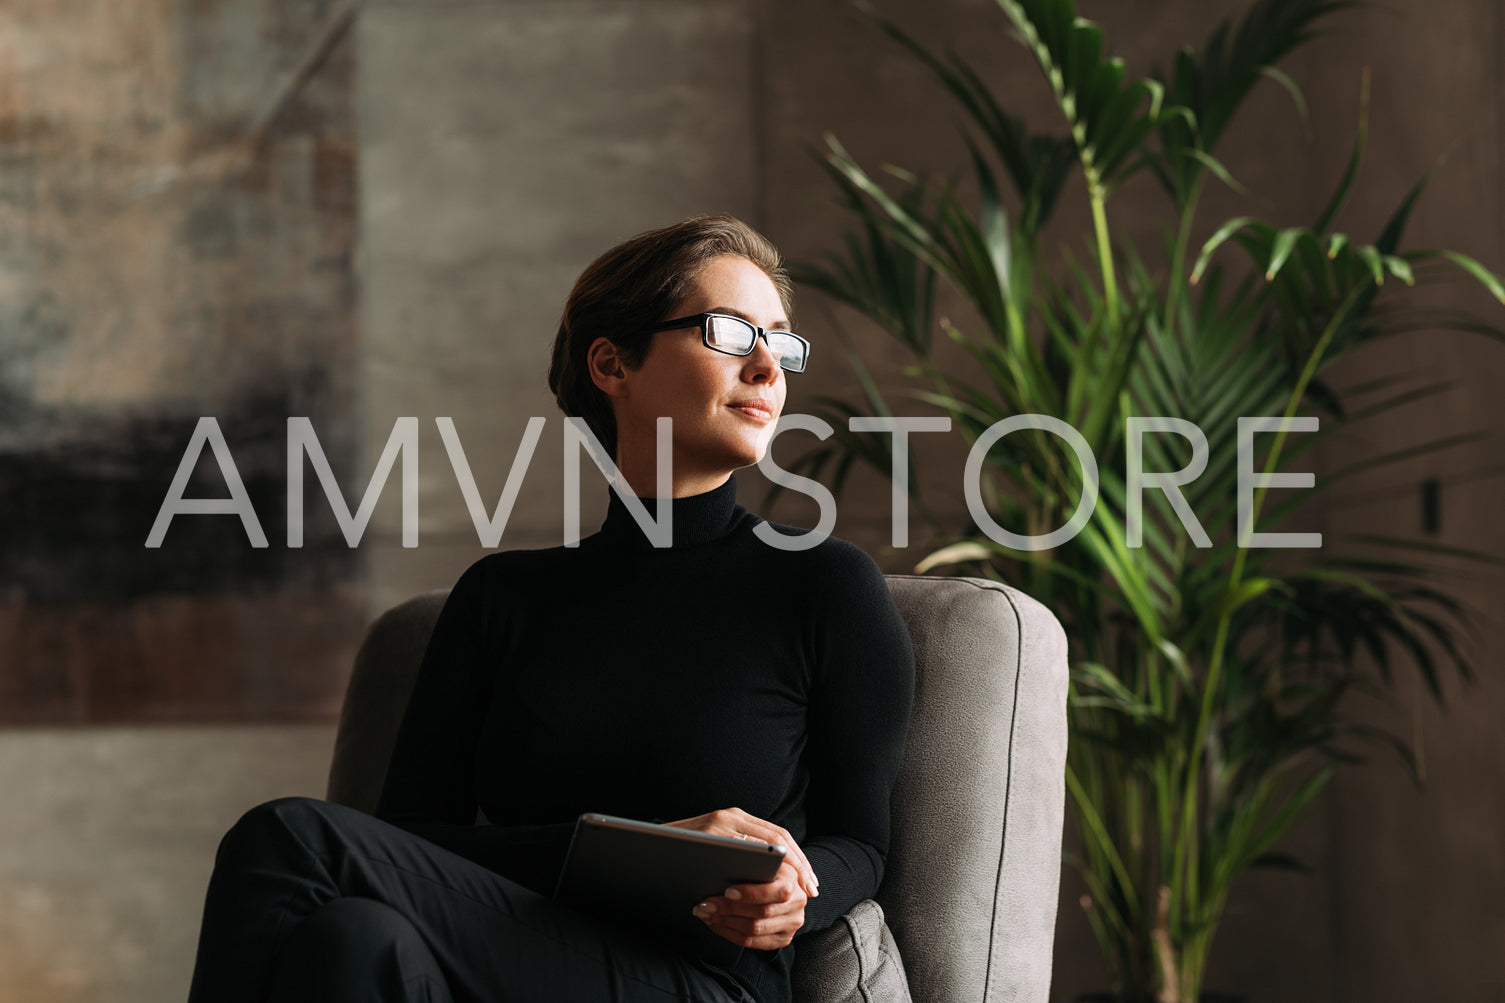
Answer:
[
  {"left": 694, "top": 901, "right": 717, "bottom": 916},
  {"left": 724, "top": 888, "right": 743, "bottom": 901}
]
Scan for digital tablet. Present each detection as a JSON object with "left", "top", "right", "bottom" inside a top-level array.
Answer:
[{"left": 553, "top": 813, "right": 787, "bottom": 964}]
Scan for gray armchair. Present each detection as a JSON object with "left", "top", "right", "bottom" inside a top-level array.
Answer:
[{"left": 327, "top": 575, "right": 1069, "bottom": 1003}]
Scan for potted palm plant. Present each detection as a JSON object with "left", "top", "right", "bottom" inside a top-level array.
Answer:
[{"left": 781, "top": 0, "right": 1504, "bottom": 1000}]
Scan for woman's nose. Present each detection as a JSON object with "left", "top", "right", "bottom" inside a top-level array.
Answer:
[{"left": 744, "top": 336, "right": 782, "bottom": 383}]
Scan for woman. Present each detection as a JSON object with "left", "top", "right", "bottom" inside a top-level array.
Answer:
[{"left": 186, "top": 215, "right": 915, "bottom": 1003}]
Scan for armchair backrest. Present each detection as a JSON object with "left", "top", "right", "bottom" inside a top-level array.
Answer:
[
  {"left": 878, "top": 575, "right": 1068, "bottom": 1003},
  {"left": 327, "top": 575, "right": 1068, "bottom": 1003}
]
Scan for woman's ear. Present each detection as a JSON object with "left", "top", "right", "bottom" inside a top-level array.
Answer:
[{"left": 586, "top": 336, "right": 631, "bottom": 399}]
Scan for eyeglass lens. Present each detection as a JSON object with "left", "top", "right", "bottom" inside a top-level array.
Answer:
[{"left": 706, "top": 315, "right": 806, "bottom": 371}]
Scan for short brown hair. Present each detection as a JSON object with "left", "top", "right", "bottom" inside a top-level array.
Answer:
[{"left": 547, "top": 215, "right": 793, "bottom": 459}]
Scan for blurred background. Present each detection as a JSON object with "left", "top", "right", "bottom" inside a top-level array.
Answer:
[{"left": 0, "top": 0, "right": 1501, "bottom": 1000}]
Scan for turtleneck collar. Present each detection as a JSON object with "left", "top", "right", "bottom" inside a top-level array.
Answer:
[{"left": 598, "top": 472, "right": 745, "bottom": 550}]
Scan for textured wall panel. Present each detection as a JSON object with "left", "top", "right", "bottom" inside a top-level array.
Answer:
[{"left": 0, "top": 0, "right": 364, "bottom": 721}]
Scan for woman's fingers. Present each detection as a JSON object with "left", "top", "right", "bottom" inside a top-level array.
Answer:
[
  {"left": 720, "top": 890, "right": 804, "bottom": 918},
  {"left": 722, "top": 860, "right": 804, "bottom": 908},
  {"left": 696, "top": 906, "right": 805, "bottom": 951},
  {"left": 665, "top": 808, "right": 820, "bottom": 899},
  {"left": 696, "top": 913, "right": 802, "bottom": 950},
  {"left": 692, "top": 860, "right": 808, "bottom": 949},
  {"left": 694, "top": 893, "right": 804, "bottom": 925},
  {"left": 716, "top": 811, "right": 819, "bottom": 900},
  {"left": 694, "top": 900, "right": 805, "bottom": 947}
]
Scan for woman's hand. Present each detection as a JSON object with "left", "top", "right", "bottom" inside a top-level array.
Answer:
[
  {"left": 664, "top": 807, "right": 818, "bottom": 950},
  {"left": 692, "top": 858, "right": 808, "bottom": 950},
  {"left": 663, "top": 807, "right": 819, "bottom": 899}
]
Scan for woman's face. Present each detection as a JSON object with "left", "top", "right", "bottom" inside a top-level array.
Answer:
[{"left": 609, "top": 255, "right": 790, "bottom": 496}]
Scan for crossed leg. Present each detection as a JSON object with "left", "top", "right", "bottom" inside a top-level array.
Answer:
[{"left": 185, "top": 797, "right": 752, "bottom": 1003}]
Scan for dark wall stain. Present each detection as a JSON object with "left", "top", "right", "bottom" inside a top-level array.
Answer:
[
  {"left": 0, "top": 0, "right": 363, "bottom": 723},
  {"left": 0, "top": 386, "right": 361, "bottom": 603}
]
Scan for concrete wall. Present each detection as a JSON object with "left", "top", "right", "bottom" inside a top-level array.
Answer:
[
  {"left": 359, "top": 0, "right": 761, "bottom": 613},
  {"left": 0, "top": 726, "right": 333, "bottom": 1003},
  {"left": 2, "top": 1, "right": 1501, "bottom": 1002}
]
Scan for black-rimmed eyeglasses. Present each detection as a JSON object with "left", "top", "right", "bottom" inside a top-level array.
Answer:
[{"left": 645, "top": 312, "right": 810, "bottom": 373}]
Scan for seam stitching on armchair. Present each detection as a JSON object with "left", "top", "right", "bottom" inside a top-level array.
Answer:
[
  {"left": 844, "top": 911, "right": 873, "bottom": 1003},
  {"left": 876, "top": 943, "right": 905, "bottom": 998},
  {"left": 982, "top": 587, "right": 1027, "bottom": 1003}
]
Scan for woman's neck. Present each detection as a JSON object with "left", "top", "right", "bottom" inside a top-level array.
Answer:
[{"left": 610, "top": 458, "right": 733, "bottom": 500}]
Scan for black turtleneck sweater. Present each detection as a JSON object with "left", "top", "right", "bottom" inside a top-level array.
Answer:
[{"left": 374, "top": 473, "right": 915, "bottom": 1003}]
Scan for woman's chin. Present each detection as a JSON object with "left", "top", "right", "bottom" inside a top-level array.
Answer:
[
  {"left": 741, "top": 437, "right": 776, "bottom": 469},
  {"left": 688, "top": 429, "right": 776, "bottom": 476}
]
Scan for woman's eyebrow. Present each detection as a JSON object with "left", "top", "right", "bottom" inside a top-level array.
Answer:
[{"left": 708, "top": 306, "right": 792, "bottom": 331}]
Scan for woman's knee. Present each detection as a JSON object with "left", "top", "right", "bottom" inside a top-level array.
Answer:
[{"left": 215, "top": 796, "right": 328, "bottom": 868}]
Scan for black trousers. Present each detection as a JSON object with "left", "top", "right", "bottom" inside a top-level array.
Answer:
[{"left": 186, "top": 797, "right": 755, "bottom": 1003}]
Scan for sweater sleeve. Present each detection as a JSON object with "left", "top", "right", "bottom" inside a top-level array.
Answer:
[
  {"left": 374, "top": 558, "right": 575, "bottom": 895},
  {"left": 797, "top": 543, "right": 916, "bottom": 933}
]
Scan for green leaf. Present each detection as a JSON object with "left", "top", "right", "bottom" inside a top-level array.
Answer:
[
  {"left": 1066, "top": 763, "right": 1141, "bottom": 916},
  {"left": 1183, "top": 147, "right": 1248, "bottom": 196},
  {"left": 1415, "top": 249, "right": 1505, "bottom": 303},
  {"left": 913, "top": 540, "right": 996, "bottom": 573},
  {"left": 1257, "top": 64, "right": 1309, "bottom": 123},
  {"left": 1355, "top": 245, "right": 1386, "bottom": 286},
  {"left": 1375, "top": 162, "right": 1435, "bottom": 255},
  {"left": 994, "top": 0, "right": 1177, "bottom": 188},
  {"left": 1265, "top": 227, "right": 1304, "bottom": 280},
  {"left": 1192, "top": 216, "right": 1261, "bottom": 283},
  {"left": 1383, "top": 255, "right": 1415, "bottom": 286},
  {"left": 1314, "top": 70, "right": 1368, "bottom": 233}
]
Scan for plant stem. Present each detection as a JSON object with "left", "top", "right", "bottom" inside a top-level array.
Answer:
[
  {"left": 1089, "top": 177, "right": 1120, "bottom": 330},
  {"left": 1165, "top": 174, "right": 1206, "bottom": 335},
  {"left": 1165, "top": 282, "right": 1366, "bottom": 977}
]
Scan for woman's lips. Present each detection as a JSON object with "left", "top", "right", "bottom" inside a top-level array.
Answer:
[{"left": 728, "top": 402, "right": 774, "bottom": 422}]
